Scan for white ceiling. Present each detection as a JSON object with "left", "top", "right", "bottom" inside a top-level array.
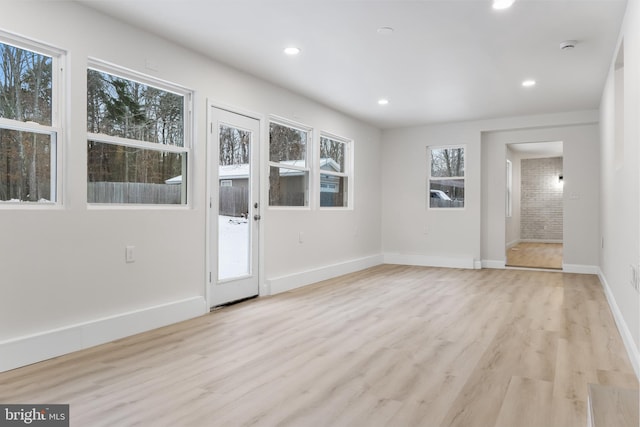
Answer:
[{"left": 76, "top": 0, "right": 627, "bottom": 129}]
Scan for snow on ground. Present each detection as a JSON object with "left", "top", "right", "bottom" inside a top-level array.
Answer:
[{"left": 218, "top": 215, "right": 249, "bottom": 280}]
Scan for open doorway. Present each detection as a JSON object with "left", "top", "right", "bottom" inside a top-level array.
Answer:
[{"left": 505, "top": 141, "right": 564, "bottom": 270}]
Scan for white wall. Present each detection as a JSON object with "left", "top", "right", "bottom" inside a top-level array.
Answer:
[
  {"left": 599, "top": 0, "right": 640, "bottom": 376},
  {"left": 0, "top": 1, "right": 382, "bottom": 371},
  {"left": 482, "top": 124, "right": 600, "bottom": 271},
  {"left": 382, "top": 122, "right": 482, "bottom": 268},
  {"left": 382, "top": 111, "right": 599, "bottom": 271}
]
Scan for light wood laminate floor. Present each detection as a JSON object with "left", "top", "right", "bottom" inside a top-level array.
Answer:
[
  {"left": 0, "top": 265, "right": 637, "bottom": 427},
  {"left": 506, "top": 242, "right": 563, "bottom": 270}
]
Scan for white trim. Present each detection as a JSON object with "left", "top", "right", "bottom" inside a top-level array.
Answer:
[
  {"left": 505, "top": 159, "right": 513, "bottom": 218},
  {"left": 206, "top": 104, "right": 263, "bottom": 307},
  {"left": 384, "top": 253, "right": 475, "bottom": 269},
  {"left": 0, "top": 32, "right": 65, "bottom": 207},
  {"left": 87, "top": 132, "right": 188, "bottom": 154},
  {"left": 87, "top": 203, "right": 190, "bottom": 211},
  {"left": 482, "top": 259, "right": 506, "bottom": 269},
  {"left": 427, "top": 145, "right": 466, "bottom": 211},
  {"left": 520, "top": 239, "right": 564, "bottom": 244},
  {"left": 0, "top": 297, "right": 207, "bottom": 373},
  {"left": 507, "top": 266, "right": 563, "bottom": 273},
  {"left": 598, "top": 269, "right": 640, "bottom": 380},
  {"left": 267, "top": 255, "right": 383, "bottom": 295},
  {"left": 267, "top": 118, "right": 312, "bottom": 208},
  {"left": 474, "top": 260, "right": 483, "bottom": 269},
  {"left": 87, "top": 58, "right": 191, "bottom": 96},
  {"left": 318, "top": 133, "right": 353, "bottom": 210},
  {"left": 562, "top": 264, "right": 599, "bottom": 274}
]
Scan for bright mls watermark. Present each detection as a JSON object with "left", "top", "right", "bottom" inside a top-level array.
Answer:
[{"left": 0, "top": 405, "right": 68, "bottom": 426}]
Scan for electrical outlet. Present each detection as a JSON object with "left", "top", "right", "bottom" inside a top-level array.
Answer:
[{"left": 125, "top": 246, "right": 135, "bottom": 263}]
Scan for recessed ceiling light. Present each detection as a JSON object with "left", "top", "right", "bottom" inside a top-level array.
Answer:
[
  {"left": 377, "top": 27, "right": 394, "bottom": 35},
  {"left": 378, "top": 98, "right": 389, "bottom": 105},
  {"left": 522, "top": 79, "right": 536, "bottom": 87},
  {"left": 283, "top": 47, "right": 301, "bottom": 56},
  {"left": 492, "top": 0, "right": 515, "bottom": 10}
]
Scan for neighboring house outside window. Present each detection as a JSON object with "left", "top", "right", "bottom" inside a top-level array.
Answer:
[
  {"left": 268, "top": 119, "right": 310, "bottom": 207},
  {"left": 428, "top": 145, "right": 465, "bottom": 208},
  {"left": 319, "top": 134, "right": 351, "bottom": 208},
  {"left": 0, "top": 33, "right": 64, "bottom": 204},
  {"left": 86, "top": 61, "right": 191, "bottom": 205}
]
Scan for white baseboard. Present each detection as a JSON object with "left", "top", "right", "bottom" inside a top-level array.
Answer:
[
  {"left": 598, "top": 269, "right": 640, "bottom": 380},
  {"left": 383, "top": 253, "right": 475, "bottom": 269},
  {"left": 267, "top": 254, "right": 384, "bottom": 295},
  {"left": 0, "top": 296, "right": 207, "bottom": 373},
  {"left": 506, "top": 239, "right": 520, "bottom": 249},
  {"left": 482, "top": 260, "right": 506, "bottom": 269},
  {"left": 520, "top": 239, "right": 564, "bottom": 244},
  {"left": 562, "top": 264, "right": 599, "bottom": 275}
]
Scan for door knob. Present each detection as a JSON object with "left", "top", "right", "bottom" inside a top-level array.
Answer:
[{"left": 254, "top": 214, "right": 261, "bottom": 221}]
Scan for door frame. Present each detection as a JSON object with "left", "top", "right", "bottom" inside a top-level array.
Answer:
[
  {"left": 503, "top": 141, "right": 565, "bottom": 270},
  {"left": 205, "top": 100, "right": 267, "bottom": 308}
]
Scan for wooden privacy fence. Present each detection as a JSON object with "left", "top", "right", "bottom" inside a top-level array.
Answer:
[
  {"left": 219, "top": 186, "right": 248, "bottom": 217},
  {"left": 88, "top": 182, "right": 182, "bottom": 204},
  {"left": 88, "top": 182, "right": 250, "bottom": 214}
]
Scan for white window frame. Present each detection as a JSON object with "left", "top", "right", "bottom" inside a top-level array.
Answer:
[
  {"left": 0, "top": 31, "right": 65, "bottom": 207},
  {"left": 427, "top": 145, "right": 465, "bottom": 210},
  {"left": 506, "top": 159, "right": 513, "bottom": 217},
  {"left": 267, "top": 116, "right": 312, "bottom": 209},
  {"left": 86, "top": 59, "right": 193, "bottom": 207},
  {"left": 318, "top": 132, "right": 353, "bottom": 210}
]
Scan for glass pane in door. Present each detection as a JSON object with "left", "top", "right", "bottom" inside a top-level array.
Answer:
[{"left": 218, "top": 124, "right": 251, "bottom": 280}]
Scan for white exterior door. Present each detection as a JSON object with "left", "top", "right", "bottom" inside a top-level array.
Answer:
[{"left": 209, "top": 107, "right": 260, "bottom": 306}]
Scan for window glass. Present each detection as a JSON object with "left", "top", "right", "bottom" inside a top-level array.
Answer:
[
  {"left": 0, "top": 130, "right": 53, "bottom": 202},
  {"left": 87, "top": 141, "right": 184, "bottom": 204},
  {"left": 0, "top": 42, "right": 52, "bottom": 125},
  {"left": 268, "top": 166, "right": 309, "bottom": 207},
  {"left": 319, "top": 135, "right": 350, "bottom": 208},
  {"left": 87, "top": 69, "right": 184, "bottom": 146},
  {"left": 320, "top": 136, "right": 345, "bottom": 172},
  {"left": 429, "top": 146, "right": 465, "bottom": 208},
  {"left": 86, "top": 65, "right": 189, "bottom": 205},
  {"left": 320, "top": 174, "right": 347, "bottom": 207},
  {"left": 0, "top": 39, "right": 59, "bottom": 204},
  {"left": 268, "top": 121, "right": 310, "bottom": 207},
  {"left": 269, "top": 122, "right": 307, "bottom": 163}
]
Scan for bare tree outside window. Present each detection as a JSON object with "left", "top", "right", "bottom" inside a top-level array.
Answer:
[
  {"left": 320, "top": 137, "right": 345, "bottom": 172},
  {"left": 219, "top": 125, "right": 250, "bottom": 166},
  {"left": 86, "top": 67, "right": 189, "bottom": 204},
  {"left": 0, "top": 41, "right": 55, "bottom": 202},
  {"left": 268, "top": 121, "right": 309, "bottom": 207},
  {"left": 429, "top": 146, "right": 465, "bottom": 208}
]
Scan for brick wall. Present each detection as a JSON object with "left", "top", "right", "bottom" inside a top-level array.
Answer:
[{"left": 520, "top": 157, "right": 563, "bottom": 240}]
